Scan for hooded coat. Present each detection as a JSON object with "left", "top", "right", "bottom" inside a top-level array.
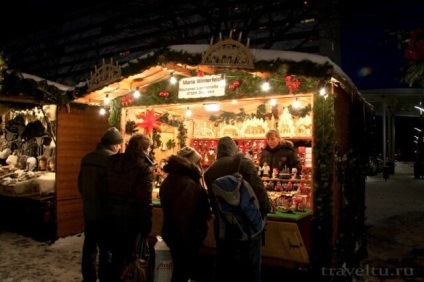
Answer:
[
  {"left": 204, "top": 136, "right": 271, "bottom": 239},
  {"left": 159, "top": 155, "right": 211, "bottom": 249},
  {"left": 260, "top": 140, "right": 302, "bottom": 175}
]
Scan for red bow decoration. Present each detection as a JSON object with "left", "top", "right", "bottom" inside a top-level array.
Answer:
[
  {"left": 284, "top": 76, "right": 300, "bottom": 94},
  {"left": 196, "top": 69, "right": 205, "bottom": 77},
  {"left": 159, "top": 91, "right": 169, "bottom": 98},
  {"left": 229, "top": 80, "right": 240, "bottom": 91},
  {"left": 136, "top": 109, "right": 162, "bottom": 135},
  {"left": 121, "top": 94, "right": 135, "bottom": 106}
]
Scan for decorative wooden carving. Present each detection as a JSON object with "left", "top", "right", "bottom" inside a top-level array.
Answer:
[
  {"left": 194, "top": 127, "right": 215, "bottom": 138},
  {"left": 201, "top": 38, "right": 254, "bottom": 69},
  {"left": 241, "top": 117, "right": 269, "bottom": 137},
  {"left": 87, "top": 59, "right": 122, "bottom": 91}
]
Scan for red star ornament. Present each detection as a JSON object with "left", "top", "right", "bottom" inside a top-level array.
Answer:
[{"left": 136, "top": 109, "right": 162, "bottom": 135}]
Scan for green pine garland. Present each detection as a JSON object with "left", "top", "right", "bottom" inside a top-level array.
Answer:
[{"left": 311, "top": 92, "right": 335, "bottom": 271}]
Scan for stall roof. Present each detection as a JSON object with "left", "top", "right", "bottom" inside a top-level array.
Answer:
[
  {"left": 1, "top": 43, "right": 371, "bottom": 111},
  {"left": 0, "top": 71, "right": 72, "bottom": 109},
  {"left": 73, "top": 44, "right": 368, "bottom": 108}
]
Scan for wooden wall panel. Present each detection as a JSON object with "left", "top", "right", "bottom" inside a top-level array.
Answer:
[
  {"left": 56, "top": 106, "right": 109, "bottom": 237},
  {"left": 56, "top": 199, "right": 84, "bottom": 237}
]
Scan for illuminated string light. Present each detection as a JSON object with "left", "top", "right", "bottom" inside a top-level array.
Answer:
[
  {"left": 133, "top": 87, "right": 141, "bottom": 98},
  {"left": 104, "top": 94, "right": 110, "bottom": 105}
]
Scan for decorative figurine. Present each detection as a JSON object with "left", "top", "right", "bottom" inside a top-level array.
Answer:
[
  {"left": 272, "top": 168, "right": 279, "bottom": 179},
  {"left": 275, "top": 181, "right": 282, "bottom": 191},
  {"left": 262, "top": 162, "right": 270, "bottom": 177}
]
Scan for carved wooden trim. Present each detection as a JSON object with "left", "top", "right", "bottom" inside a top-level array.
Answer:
[
  {"left": 87, "top": 59, "right": 122, "bottom": 92},
  {"left": 201, "top": 38, "right": 254, "bottom": 69}
]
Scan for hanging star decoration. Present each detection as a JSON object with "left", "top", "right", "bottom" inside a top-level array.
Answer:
[{"left": 136, "top": 109, "right": 162, "bottom": 135}]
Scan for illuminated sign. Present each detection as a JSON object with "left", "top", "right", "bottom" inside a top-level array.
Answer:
[{"left": 178, "top": 75, "right": 225, "bottom": 99}]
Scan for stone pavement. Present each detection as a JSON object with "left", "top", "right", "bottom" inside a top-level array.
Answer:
[{"left": 358, "top": 161, "right": 424, "bottom": 281}]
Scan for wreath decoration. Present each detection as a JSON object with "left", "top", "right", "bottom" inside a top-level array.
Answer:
[{"left": 287, "top": 103, "right": 312, "bottom": 117}]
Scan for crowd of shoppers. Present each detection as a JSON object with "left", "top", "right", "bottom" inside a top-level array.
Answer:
[{"left": 78, "top": 128, "right": 297, "bottom": 282}]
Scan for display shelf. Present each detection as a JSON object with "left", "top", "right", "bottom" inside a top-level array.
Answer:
[{"left": 261, "top": 177, "right": 312, "bottom": 183}]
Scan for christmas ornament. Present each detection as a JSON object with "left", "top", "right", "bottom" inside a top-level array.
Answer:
[{"left": 136, "top": 109, "right": 162, "bottom": 135}]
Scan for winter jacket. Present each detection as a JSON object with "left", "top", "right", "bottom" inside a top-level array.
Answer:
[
  {"left": 99, "top": 148, "right": 154, "bottom": 235},
  {"left": 260, "top": 140, "right": 302, "bottom": 176},
  {"left": 204, "top": 137, "right": 271, "bottom": 228},
  {"left": 159, "top": 155, "right": 211, "bottom": 249},
  {"left": 78, "top": 143, "right": 116, "bottom": 220}
]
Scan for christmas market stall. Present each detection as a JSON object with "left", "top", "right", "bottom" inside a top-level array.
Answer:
[
  {"left": 73, "top": 37, "right": 374, "bottom": 272},
  {"left": 0, "top": 61, "right": 111, "bottom": 242}
]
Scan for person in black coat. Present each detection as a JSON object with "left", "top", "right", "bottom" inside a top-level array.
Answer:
[
  {"left": 98, "top": 133, "right": 154, "bottom": 282},
  {"left": 78, "top": 127, "right": 123, "bottom": 282},
  {"left": 260, "top": 129, "right": 302, "bottom": 178},
  {"left": 160, "top": 146, "right": 211, "bottom": 282}
]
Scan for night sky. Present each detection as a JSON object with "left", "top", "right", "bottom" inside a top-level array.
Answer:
[
  {"left": 341, "top": 0, "right": 424, "bottom": 159},
  {"left": 341, "top": 0, "right": 424, "bottom": 90}
]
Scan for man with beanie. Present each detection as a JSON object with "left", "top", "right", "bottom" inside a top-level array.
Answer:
[
  {"left": 99, "top": 133, "right": 154, "bottom": 281},
  {"left": 204, "top": 136, "right": 271, "bottom": 282},
  {"left": 160, "top": 146, "right": 211, "bottom": 282},
  {"left": 78, "top": 127, "right": 123, "bottom": 282}
]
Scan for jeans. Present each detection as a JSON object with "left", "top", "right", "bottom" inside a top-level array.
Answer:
[
  {"left": 215, "top": 235, "right": 262, "bottom": 282},
  {"left": 81, "top": 219, "right": 109, "bottom": 282},
  {"left": 100, "top": 222, "right": 140, "bottom": 282}
]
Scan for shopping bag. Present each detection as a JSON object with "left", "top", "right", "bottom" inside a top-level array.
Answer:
[
  {"left": 121, "top": 258, "right": 150, "bottom": 282},
  {"left": 121, "top": 235, "right": 152, "bottom": 282}
]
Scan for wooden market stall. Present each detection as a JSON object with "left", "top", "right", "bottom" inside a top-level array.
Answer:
[
  {"left": 1, "top": 37, "right": 374, "bottom": 272},
  {"left": 72, "top": 38, "right": 374, "bottom": 271},
  {"left": 0, "top": 69, "right": 110, "bottom": 241}
]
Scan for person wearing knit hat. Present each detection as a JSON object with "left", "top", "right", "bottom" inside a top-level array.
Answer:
[
  {"left": 204, "top": 136, "right": 271, "bottom": 282},
  {"left": 159, "top": 146, "right": 211, "bottom": 282},
  {"left": 176, "top": 146, "right": 202, "bottom": 166},
  {"left": 100, "top": 127, "right": 123, "bottom": 146},
  {"left": 78, "top": 127, "right": 123, "bottom": 281}
]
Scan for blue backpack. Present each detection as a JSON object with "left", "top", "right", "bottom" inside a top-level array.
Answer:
[{"left": 211, "top": 156, "right": 265, "bottom": 241}]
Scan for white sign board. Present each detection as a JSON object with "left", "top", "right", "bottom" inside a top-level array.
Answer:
[{"left": 178, "top": 75, "right": 226, "bottom": 99}]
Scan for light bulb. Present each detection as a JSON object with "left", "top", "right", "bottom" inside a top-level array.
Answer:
[
  {"left": 104, "top": 94, "right": 110, "bottom": 105},
  {"left": 261, "top": 79, "right": 270, "bottom": 91},
  {"left": 293, "top": 98, "right": 300, "bottom": 108},
  {"left": 170, "top": 73, "right": 177, "bottom": 84},
  {"left": 185, "top": 107, "right": 192, "bottom": 117},
  {"left": 133, "top": 87, "right": 141, "bottom": 98}
]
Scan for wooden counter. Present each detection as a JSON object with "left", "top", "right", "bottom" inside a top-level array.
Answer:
[{"left": 151, "top": 199, "right": 311, "bottom": 266}]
